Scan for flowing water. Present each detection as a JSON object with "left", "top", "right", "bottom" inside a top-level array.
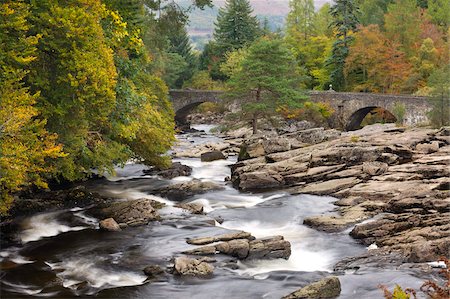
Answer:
[{"left": 0, "top": 124, "right": 429, "bottom": 298}]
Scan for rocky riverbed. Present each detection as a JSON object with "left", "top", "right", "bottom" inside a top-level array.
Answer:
[
  {"left": 0, "top": 123, "right": 448, "bottom": 299},
  {"left": 228, "top": 124, "right": 449, "bottom": 266}
]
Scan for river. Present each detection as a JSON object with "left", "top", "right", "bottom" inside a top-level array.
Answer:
[{"left": 0, "top": 125, "right": 429, "bottom": 298}]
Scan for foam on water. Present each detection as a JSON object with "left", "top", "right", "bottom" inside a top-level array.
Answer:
[
  {"left": 105, "top": 189, "right": 174, "bottom": 206},
  {"left": 220, "top": 220, "right": 335, "bottom": 275},
  {"left": 45, "top": 258, "right": 147, "bottom": 293},
  {"left": 190, "top": 192, "right": 286, "bottom": 212},
  {"left": 20, "top": 212, "right": 87, "bottom": 243}
]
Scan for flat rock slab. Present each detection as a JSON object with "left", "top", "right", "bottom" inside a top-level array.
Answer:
[
  {"left": 291, "top": 177, "right": 361, "bottom": 195},
  {"left": 183, "top": 235, "right": 291, "bottom": 260},
  {"left": 187, "top": 231, "right": 253, "bottom": 245}
]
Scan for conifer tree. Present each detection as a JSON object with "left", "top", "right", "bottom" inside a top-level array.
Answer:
[
  {"left": 213, "top": 0, "right": 261, "bottom": 56},
  {"left": 327, "top": 0, "right": 360, "bottom": 91},
  {"left": 226, "top": 37, "right": 307, "bottom": 134}
]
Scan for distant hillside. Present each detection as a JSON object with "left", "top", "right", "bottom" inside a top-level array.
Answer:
[{"left": 181, "top": 0, "right": 330, "bottom": 50}]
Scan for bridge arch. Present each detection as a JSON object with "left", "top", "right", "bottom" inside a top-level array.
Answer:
[
  {"left": 345, "top": 106, "right": 397, "bottom": 131},
  {"left": 174, "top": 101, "right": 207, "bottom": 125}
]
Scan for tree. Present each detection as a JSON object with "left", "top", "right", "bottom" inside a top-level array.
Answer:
[
  {"left": 28, "top": 0, "right": 127, "bottom": 180},
  {"left": 384, "top": 0, "right": 421, "bottom": 58},
  {"left": 226, "top": 37, "right": 307, "bottom": 133},
  {"left": 427, "top": 66, "right": 450, "bottom": 127},
  {"left": 214, "top": 0, "right": 261, "bottom": 55},
  {"left": 166, "top": 25, "right": 197, "bottom": 88},
  {"left": 0, "top": 1, "right": 63, "bottom": 214},
  {"left": 345, "top": 25, "right": 413, "bottom": 93},
  {"left": 328, "top": 0, "right": 360, "bottom": 91},
  {"left": 357, "top": 0, "right": 391, "bottom": 27},
  {"left": 314, "top": 3, "right": 333, "bottom": 37},
  {"left": 285, "top": 0, "right": 316, "bottom": 43},
  {"left": 103, "top": 1, "right": 176, "bottom": 168},
  {"left": 427, "top": 0, "right": 449, "bottom": 31}
]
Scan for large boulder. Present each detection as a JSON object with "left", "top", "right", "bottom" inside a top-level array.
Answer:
[
  {"left": 235, "top": 171, "right": 285, "bottom": 191},
  {"left": 92, "top": 199, "right": 162, "bottom": 227},
  {"left": 201, "top": 151, "right": 226, "bottom": 162},
  {"left": 158, "top": 179, "right": 224, "bottom": 201},
  {"left": 144, "top": 162, "right": 192, "bottom": 179},
  {"left": 282, "top": 276, "right": 341, "bottom": 299},
  {"left": 173, "top": 257, "right": 214, "bottom": 276},
  {"left": 99, "top": 218, "right": 121, "bottom": 231}
]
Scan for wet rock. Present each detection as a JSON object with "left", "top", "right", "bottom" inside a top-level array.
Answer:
[
  {"left": 158, "top": 179, "right": 224, "bottom": 201},
  {"left": 173, "top": 257, "right": 214, "bottom": 276},
  {"left": 93, "top": 199, "right": 162, "bottom": 227},
  {"left": 175, "top": 203, "right": 204, "bottom": 214},
  {"left": 236, "top": 171, "right": 285, "bottom": 191},
  {"left": 362, "top": 161, "right": 388, "bottom": 176},
  {"left": 143, "top": 265, "right": 164, "bottom": 277},
  {"left": 216, "top": 239, "right": 250, "bottom": 259},
  {"left": 349, "top": 211, "right": 450, "bottom": 262},
  {"left": 282, "top": 276, "right": 341, "bottom": 299},
  {"left": 303, "top": 205, "right": 374, "bottom": 232},
  {"left": 201, "top": 151, "right": 226, "bottom": 162},
  {"left": 144, "top": 162, "right": 192, "bottom": 179},
  {"left": 187, "top": 231, "right": 253, "bottom": 245},
  {"left": 99, "top": 218, "right": 121, "bottom": 231},
  {"left": 247, "top": 236, "right": 291, "bottom": 260},
  {"left": 184, "top": 236, "right": 291, "bottom": 260},
  {"left": 9, "top": 186, "right": 107, "bottom": 218}
]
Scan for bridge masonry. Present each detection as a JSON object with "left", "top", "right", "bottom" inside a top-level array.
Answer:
[{"left": 169, "top": 89, "right": 432, "bottom": 130}]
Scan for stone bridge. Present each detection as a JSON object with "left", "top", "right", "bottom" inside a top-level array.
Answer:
[{"left": 169, "top": 89, "right": 431, "bottom": 130}]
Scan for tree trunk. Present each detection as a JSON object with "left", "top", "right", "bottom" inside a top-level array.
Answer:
[{"left": 252, "top": 114, "right": 257, "bottom": 134}]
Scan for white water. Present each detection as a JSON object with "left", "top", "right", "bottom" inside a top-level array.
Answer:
[{"left": 20, "top": 212, "right": 87, "bottom": 243}]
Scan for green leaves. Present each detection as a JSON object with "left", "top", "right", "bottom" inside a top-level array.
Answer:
[{"left": 226, "top": 37, "right": 307, "bottom": 133}]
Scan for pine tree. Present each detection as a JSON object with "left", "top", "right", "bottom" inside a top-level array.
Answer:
[
  {"left": 167, "top": 26, "right": 197, "bottom": 88},
  {"left": 286, "top": 0, "right": 316, "bottom": 43},
  {"left": 213, "top": 0, "right": 261, "bottom": 56},
  {"left": 226, "top": 37, "right": 307, "bottom": 133},
  {"left": 328, "top": 0, "right": 360, "bottom": 91}
]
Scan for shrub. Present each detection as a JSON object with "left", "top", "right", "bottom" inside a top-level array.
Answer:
[{"left": 392, "top": 102, "right": 406, "bottom": 125}]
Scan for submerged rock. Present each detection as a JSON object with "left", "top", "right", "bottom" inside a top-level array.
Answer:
[
  {"left": 175, "top": 202, "right": 205, "bottom": 214},
  {"left": 282, "top": 276, "right": 341, "bottom": 299},
  {"left": 99, "top": 218, "right": 121, "bottom": 232},
  {"left": 143, "top": 265, "right": 164, "bottom": 277},
  {"left": 173, "top": 257, "right": 214, "bottom": 276}
]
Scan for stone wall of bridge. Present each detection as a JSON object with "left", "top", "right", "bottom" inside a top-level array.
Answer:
[{"left": 169, "top": 90, "right": 432, "bottom": 130}]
